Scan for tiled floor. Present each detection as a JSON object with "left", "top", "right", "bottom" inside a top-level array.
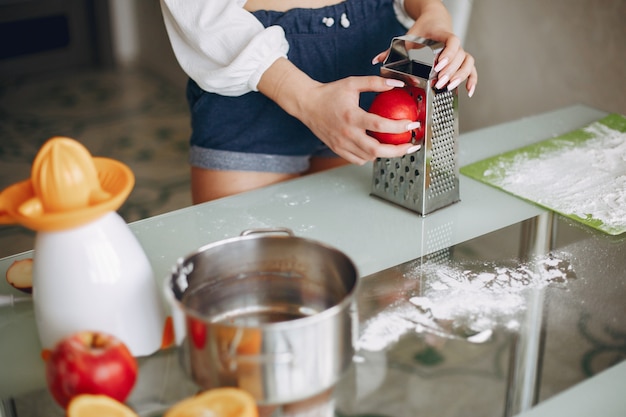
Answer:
[{"left": 0, "top": 68, "right": 192, "bottom": 259}]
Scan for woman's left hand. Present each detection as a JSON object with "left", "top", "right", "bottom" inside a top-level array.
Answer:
[
  {"left": 372, "top": 31, "right": 477, "bottom": 97},
  {"left": 428, "top": 31, "right": 477, "bottom": 97}
]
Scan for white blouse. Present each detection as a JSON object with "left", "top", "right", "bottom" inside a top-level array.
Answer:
[{"left": 160, "top": 0, "right": 414, "bottom": 97}]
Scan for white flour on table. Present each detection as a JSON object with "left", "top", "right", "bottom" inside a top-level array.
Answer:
[
  {"left": 483, "top": 122, "right": 626, "bottom": 232},
  {"left": 356, "top": 254, "right": 574, "bottom": 352}
]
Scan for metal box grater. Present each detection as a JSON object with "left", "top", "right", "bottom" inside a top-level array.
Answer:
[{"left": 371, "top": 35, "right": 460, "bottom": 216}]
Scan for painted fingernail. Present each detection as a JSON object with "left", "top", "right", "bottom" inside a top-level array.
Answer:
[
  {"left": 434, "top": 57, "right": 449, "bottom": 72},
  {"left": 406, "top": 145, "right": 422, "bottom": 154},
  {"left": 406, "top": 121, "right": 421, "bottom": 130},
  {"left": 435, "top": 74, "right": 449, "bottom": 89},
  {"left": 468, "top": 84, "right": 476, "bottom": 98},
  {"left": 385, "top": 78, "right": 405, "bottom": 87},
  {"left": 372, "top": 56, "right": 380, "bottom": 65},
  {"left": 447, "top": 78, "right": 461, "bottom": 91}
]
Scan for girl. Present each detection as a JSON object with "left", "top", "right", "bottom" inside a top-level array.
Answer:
[{"left": 160, "top": 0, "right": 477, "bottom": 203}]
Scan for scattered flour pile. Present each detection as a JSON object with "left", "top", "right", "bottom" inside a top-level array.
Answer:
[
  {"left": 356, "top": 254, "right": 574, "bottom": 351},
  {"left": 484, "top": 122, "right": 626, "bottom": 233}
]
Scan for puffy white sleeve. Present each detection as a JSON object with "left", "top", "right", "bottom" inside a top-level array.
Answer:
[
  {"left": 160, "top": 0, "right": 290, "bottom": 96},
  {"left": 393, "top": 0, "right": 416, "bottom": 29}
]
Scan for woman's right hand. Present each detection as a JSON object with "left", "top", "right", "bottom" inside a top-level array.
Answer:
[{"left": 258, "top": 58, "right": 421, "bottom": 165}]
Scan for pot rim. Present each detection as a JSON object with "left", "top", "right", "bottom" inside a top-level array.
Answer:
[
  {"left": 167, "top": 229, "right": 360, "bottom": 331},
  {"left": 174, "top": 286, "right": 357, "bottom": 331}
]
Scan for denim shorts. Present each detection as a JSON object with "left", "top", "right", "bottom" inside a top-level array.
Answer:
[{"left": 188, "top": 0, "right": 407, "bottom": 173}]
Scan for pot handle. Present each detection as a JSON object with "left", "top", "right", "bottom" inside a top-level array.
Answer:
[{"left": 240, "top": 227, "right": 294, "bottom": 237}]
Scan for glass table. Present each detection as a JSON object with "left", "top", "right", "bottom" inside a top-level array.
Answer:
[{"left": 1, "top": 105, "right": 624, "bottom": 416}]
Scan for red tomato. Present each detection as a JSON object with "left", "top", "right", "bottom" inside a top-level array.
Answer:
[{"left": 367, "top": 88, "right": 419, "bottom": 145}]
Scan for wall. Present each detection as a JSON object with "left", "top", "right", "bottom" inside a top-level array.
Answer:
[
  {"left": 459, "top": 0, "right": 626, "bottom": 132},
  {"left": 0, "top": 0, "right": 111, "bottom": 76},
  {"left": 108, "top": 0, "right": 185, "bottom": 87},
  {"left": 125, "top": 0, "right": 626, "bottom": 132}
]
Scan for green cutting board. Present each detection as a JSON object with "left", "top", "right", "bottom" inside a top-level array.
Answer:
[{"left": 461, "top": 114, "right": 626, "bottom": 235}]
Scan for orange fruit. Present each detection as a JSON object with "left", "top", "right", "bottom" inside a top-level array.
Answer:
[
  {"left": 164, "top": 388, "right": 258, "bottom": 417},
  {"left": 215, "top": 327, "right": 262, "bottom": 355},
  {"left": 66, "top": 394, "right": 138, "bottom": 417}
]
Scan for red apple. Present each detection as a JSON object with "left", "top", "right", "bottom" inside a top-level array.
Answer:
[
  {"left": 45, "top": 331, "right": 138, "bottom": 409},
  {"left": 367, "top": 88, "right": 419, "bottom": 145},
  {"left": 5, "top": 258, "right": 33, "bottom": 294}
]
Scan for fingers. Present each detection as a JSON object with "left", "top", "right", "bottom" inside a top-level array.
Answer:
[
  {"left": 366, "top": 112, "right": 420, "bottom": 136},
  {"left": 466, "top": 65, "right": 478, "bottom": 97},
  {"left": 376, "top": 141, "right": 422, "bottom": 158},
  {"left": 305, "top": 76, "right": 426, "bottom": 166},
  {"left": 435, "top": 51, "right": 471, "bottom": 89},
  {"left": 371, "top": 50, "right": 389, "bottom": 65},
  {"left": 332, "top": 79, "right": 422, "bottom": 163},
  {"left": 434, "top": 35, "right": 462, "bottom": 73},
  {"left": 432, "top": 35, "right": 478, "bottom": 97},
  {"left": 374, "top": 36, "right": 478, "bottom": 97},
  {"left": 348, "top": 75, "right": 405, "bottom": 94},
  {"left": 332, "top": 113, "right": 422, "bottom": 165},
  {"left": 336, "top": 134, "right": 421, "bottom": 166}
]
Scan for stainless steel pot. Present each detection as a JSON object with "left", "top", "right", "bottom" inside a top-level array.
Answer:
[{"left": 166, "top": 228, "right": 359, "bottom": 405}]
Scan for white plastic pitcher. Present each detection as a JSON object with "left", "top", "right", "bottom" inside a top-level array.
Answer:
[
  {"left": 0, "top": 137, "right": 166, "bottom": 356},
  {"left": 32, "top": 211, "right": 165, "bottom": 356}
]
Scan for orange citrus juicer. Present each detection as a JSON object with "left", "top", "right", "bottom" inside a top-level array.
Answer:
[{"left": 0, "top": 137, "right": 134, "bottom": 232}]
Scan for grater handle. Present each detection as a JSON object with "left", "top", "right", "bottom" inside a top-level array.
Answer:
[{"left": 383, "top": 35, "right": 445, "bottom": 81}]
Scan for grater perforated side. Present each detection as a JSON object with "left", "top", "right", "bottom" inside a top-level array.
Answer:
[{"left": 371, "top": 36, "right": 460, "bottom": 216}]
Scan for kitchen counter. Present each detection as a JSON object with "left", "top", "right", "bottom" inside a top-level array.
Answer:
[{"left": 1, "top": 105, "right": 624, "bottom": 416}]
